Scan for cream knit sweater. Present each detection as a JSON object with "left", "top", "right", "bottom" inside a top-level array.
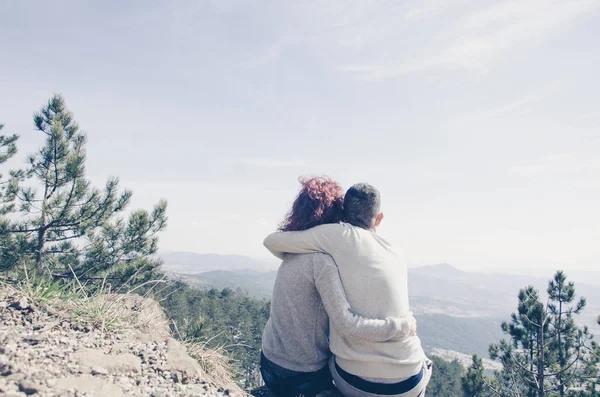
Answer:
[
  {"left": 261, "top": 252, "right": 415, "bottom": 372},
  {"left": 264, "top": 223, "right": 426, "bottom": 380}
]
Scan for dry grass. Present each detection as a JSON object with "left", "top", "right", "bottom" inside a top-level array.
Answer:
[
  {"left": 186, "top": 338, "right": 243, "bottom": 393},
  {"left": 63, "top": 292, "right": 171, "bottom": 336},
  {"left": 2, "top": 265, "right": 170, "bottom": 336},
  {"left": 58, "top": 266, "right": 170, "bottom": 336},
  {"left": 2, "top": 267, "right": 245, "bottom": 394}
]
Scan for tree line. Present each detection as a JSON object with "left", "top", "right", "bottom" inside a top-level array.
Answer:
[
  {"left": 463, "top": 272, "right": 600, "bottom": 397},
  {"left": 1, "top": 95, "right": 598, "bottom": 394},
  {"left": 160, "top": 282, "right": 271, "bottom": 388}
]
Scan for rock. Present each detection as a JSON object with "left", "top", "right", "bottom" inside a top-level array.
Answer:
[
  {"left": 75, "top": 348, "right": 142, "bottom": 373},
  {"left": 54, "top": 375, "right": 126, "bottom": 396},
  {"left": 0, "top": 285, "right": 238, "bottom": 397},
  {"left": 10, "top": 298, "right": 30, "bottom": 311},
  {"left": 4, "top": 392, "right": 27, "bottom": 397},
  {"left": 92, "top": 366, "right": 109, "bottom": 375},
  {"left": 4, "top": 382, "right": 19, "bottom": 392},
  {"left": 165, "top": 338, "right": 205, "bottom": 379},
  {"left": 18, "top": 380, "right": 40, "bottom": 395},
  {"left": 4, "top": 342, "right": 18, "bottom": 354},
  {"left": 171, "top": 371, "right": 182, "bottom": 383},
  {"left": 6, "top": 372, "right": 25, "bottom": 382}
]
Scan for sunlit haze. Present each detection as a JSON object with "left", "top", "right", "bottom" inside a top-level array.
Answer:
[{"left": 1, "top": 1, "right": 599, "bottom": 278}]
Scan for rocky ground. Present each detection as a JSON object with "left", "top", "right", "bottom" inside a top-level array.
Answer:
[{"left": 0, "top": 286, "right": 244, "bottom": 397}]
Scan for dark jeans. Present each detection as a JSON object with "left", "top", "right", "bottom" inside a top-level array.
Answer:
[
  {"left": 329, "top": 356, "right": 433, "bottom": 397},
  {"left": 260, "top": 352, "right": 333, "bottom": 397}
]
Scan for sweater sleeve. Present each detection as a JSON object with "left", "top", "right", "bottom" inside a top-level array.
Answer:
[
  {"left": 314, "top": 260, "right": 415, "bottom": 342},
  {"left": 263, "top": 224, "right": 340, "bottom": 260}
]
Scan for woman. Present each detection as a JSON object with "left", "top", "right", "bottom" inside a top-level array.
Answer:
[{"left": 260, "top": 176, "right": 415, "bottom": 397}]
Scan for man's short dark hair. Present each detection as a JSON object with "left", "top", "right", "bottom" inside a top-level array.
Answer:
[{"left": 343, "top": 183, "right": 381, "bottom": 229}]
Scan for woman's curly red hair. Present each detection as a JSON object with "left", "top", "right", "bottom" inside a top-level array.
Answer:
[{"left": 279, "top": 176, "right": 344, "bottom": 232}]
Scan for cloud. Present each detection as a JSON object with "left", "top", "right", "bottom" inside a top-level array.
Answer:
[
  {"left": 442, "top": 82, "right": 566, "bottom": 129},
  {"left": 240, "top": 37, "right": 286, "bottom": 67},
  {"left": 164, "top": 0, "right": 247, "bottom": 38},
  {"left": 338, "top": 57, "right": 445, "bottom": 81},
  {"left": 456, "top": 83, "right": 562, "bottom": 125},
  {"left": 476, "top": 92, "right": 548, "bottom": 118},
  {"left": 404, "top": 1, "right": 450, "bottom": 21},
  {"left": 511, "top": 152, "right": 600, "bottom": 178},
  {"left": 236, "top": 157, "right": 307, "bottom": 168},
  {"left": 334, "top": 0, "right": 600, "bottom": 80},
  {"left": 219, "top": 214, "right": 270, "bottom": 227}
]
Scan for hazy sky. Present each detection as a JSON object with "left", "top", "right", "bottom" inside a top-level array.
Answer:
[{"left": 1, "top": 0, "right": 599, "bottom": 275}]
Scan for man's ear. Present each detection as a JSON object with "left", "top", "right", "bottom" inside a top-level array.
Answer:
[{"left": 375, "top": 213, "right": 384, "bottom": 227}]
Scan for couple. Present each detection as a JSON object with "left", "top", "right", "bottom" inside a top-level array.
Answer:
[{"left": 260, "top": 177, "right": 431, "bottom": 397}]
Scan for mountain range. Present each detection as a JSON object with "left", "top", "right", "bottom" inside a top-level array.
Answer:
[{"left": 159, "top": 252, "right": 600, "bottom": 361}]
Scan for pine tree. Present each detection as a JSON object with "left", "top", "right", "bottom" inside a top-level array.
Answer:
[
  {"left": 490, "top": 286, "right": 548, "bottom": 396},
  {"left": 80, "top": 200, "right": 167, "bottom": 290},
  {"left": 488, "top": 273, "right": 595, "bottom": 397},
  {"left": 0, "top": 123, "right": 24, "bottom": 216},
  {"left": 0, "top": 122, "right": 18, "bottom": 216},
  {"left": 576, "top": 316, "right": 600, "bottom": 396},
  {"left": 425, "top": 356, "right": 463, "bottom": 397},
  {"left": 463, "top": 354, "right": 489, "bottom": 397},
  {"left": 0, "top": 123, "right": 30, "bottom": 271},
  {"left": 547, "top": 271, "right": 588, "bottom": 396},
  {"left": 8, "top": 95, "right": 167, "bottom": 287}
]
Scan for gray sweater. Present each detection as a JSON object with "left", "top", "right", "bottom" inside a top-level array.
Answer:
[{"left": 261, "top": 252, "right": 414, "bottom": 372}]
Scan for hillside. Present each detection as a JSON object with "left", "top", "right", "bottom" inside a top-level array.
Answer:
[
  {"left": 161, "top": 256, "right": 600, "bottom": 358},
  {"left": 0, "top": 284, "right": 242, "bottom": 397},
  {"left": 410, "top": 264, "right": 600, "bottom": 332},
  {"left": 159, "top": 252, "right": 279, "bottom": 274},
  {"left": 171, "top": 270, "right": 277, "bottom": 299}
]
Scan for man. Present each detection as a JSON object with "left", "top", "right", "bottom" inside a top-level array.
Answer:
[{"left": 264, "top": 183, "right": 431, "bottom": 397}]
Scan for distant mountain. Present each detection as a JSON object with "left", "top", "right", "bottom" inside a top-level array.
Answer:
[
  {"left": 161, "top": 253, "right": 600, "bottom": 357},
  {"left": 159, "top": 252, "right": 279, "bottom": 274},
  {"left": 430, "top": 348, "right": 501, "bottom": 372},
  {"left": 487, "top": 267, "right": 600, "bottom": 287},
  {"left": 411, "top": 263, "right": 466, "bottom": 279},
  {"left": 171, "top": 269, "right": 277, "bottom": 300}
]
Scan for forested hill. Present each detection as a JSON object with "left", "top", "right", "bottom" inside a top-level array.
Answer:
[
  {"left": 159, "top": 281, "right": 469, "bottom": 396},
  {"left": 161, "top": 254, "right": 600, "bottom": 359}
]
